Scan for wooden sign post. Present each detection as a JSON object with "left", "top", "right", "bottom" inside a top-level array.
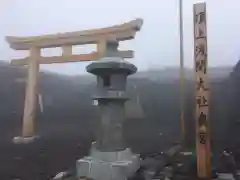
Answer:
[
  {"left": 193, "top": 3, "right": 212, "bottom": 179},
  {"left": 6, "top": 18, "right": 143, "bottom": 144}
]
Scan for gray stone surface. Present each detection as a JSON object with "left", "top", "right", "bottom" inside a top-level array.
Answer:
[
  {"left": 217, "top": 173, "right": 235, "bottom": 180},
  {"left": 76, "top": 145, "right": 140, "bottom": 180},
  {"left": 76, "top": 41, "right": 140, "bottom": 180},
  {"left": 86, "top": 57, "right": 137, "bottom": 76}
]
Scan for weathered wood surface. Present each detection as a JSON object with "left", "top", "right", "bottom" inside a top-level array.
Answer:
[
  {"left": 193, "top": 2, "right": 212, "bottom": 179},
  {"left": 5, "top": 18, "right": 143, "bottom": 50},
  {"left": 22, "top": 47, "right": 40, "bottom": 137},
  {"left": 10, "top": 50, "right": 134, "bottom": 66}
]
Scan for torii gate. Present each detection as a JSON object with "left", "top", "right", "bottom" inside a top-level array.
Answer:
[{"left": 5, "top": 18, "right": 143, "bottom": 144}]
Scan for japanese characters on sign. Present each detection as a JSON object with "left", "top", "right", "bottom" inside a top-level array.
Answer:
[
  {"left": 196, "top": 77, "right": 209, "bottom": 91},
  {"left": 196, "top": 95, "right": 208, "bottom": 108},
  {"left": 194, "top": 3, "right": 209, "bottom": 145},
  {"left": 194, "top": 2, "right": 211, "bottom": 178},
  {"left": 198, "top": 112, "right": 207, "bottom": 145},
  {"left": 199, "top": 132, "right": 206, "bottom": 144}
]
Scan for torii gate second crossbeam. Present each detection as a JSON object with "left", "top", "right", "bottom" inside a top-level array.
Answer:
[{"left": 6, "top": 18, "right": 143, "bottom": 144}]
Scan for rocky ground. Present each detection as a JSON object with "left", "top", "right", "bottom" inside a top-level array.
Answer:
[{"left": 0, "top": 137, "right": 92, "bottom": 180}]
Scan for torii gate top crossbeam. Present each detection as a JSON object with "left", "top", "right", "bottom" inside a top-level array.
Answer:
[{"left": 5, "top": 18, "right": 143, "bottom": 50}]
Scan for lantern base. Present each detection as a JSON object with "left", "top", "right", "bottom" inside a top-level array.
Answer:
[{"left": 76, "top": 143, "right": 140, "bottom": 180}]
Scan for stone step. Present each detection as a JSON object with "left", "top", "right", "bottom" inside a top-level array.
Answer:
[{"left": 217, "top": 173, "right": 235, "bottom": 180}]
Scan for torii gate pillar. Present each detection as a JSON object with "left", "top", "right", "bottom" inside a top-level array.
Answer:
[
  {"left": 21, "top": 47, "right": 40, "bottom": 140},
  {"left": 12, "top": 47, "right": 41, "bottom": 144}
]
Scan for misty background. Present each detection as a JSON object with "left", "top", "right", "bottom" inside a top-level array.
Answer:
[{"left": 1, "top": 0, "right": 240, "bottom": 74}]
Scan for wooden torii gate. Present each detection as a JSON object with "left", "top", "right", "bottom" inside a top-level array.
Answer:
[{"left": 6, "top": 18, "right": 143, "bottom": 144}]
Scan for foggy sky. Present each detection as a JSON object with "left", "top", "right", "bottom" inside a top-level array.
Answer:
[{"left": 0, "top": 0, "right": 240, "bottom": 75}]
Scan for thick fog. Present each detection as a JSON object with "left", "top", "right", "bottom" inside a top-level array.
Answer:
[{"left": 0, "top": 0, "right": 240, "bottom": 75}]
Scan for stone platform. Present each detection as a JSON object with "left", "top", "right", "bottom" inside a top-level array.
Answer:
[{"left": 76, "top": 143, "right": 140, "bottom": 180}]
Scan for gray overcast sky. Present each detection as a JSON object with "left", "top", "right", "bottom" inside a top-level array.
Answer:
[{"left": 0, "top": 0, "right": 240, "bottom": 75}]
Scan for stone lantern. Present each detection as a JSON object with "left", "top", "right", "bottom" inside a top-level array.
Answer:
[{"left": 76, "top": 41, "right": 140, "bottom": 180}]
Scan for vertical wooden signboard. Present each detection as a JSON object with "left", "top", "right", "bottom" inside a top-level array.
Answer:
[{"left": 193, "top": 2, "right": 211, "bottom": 179}]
